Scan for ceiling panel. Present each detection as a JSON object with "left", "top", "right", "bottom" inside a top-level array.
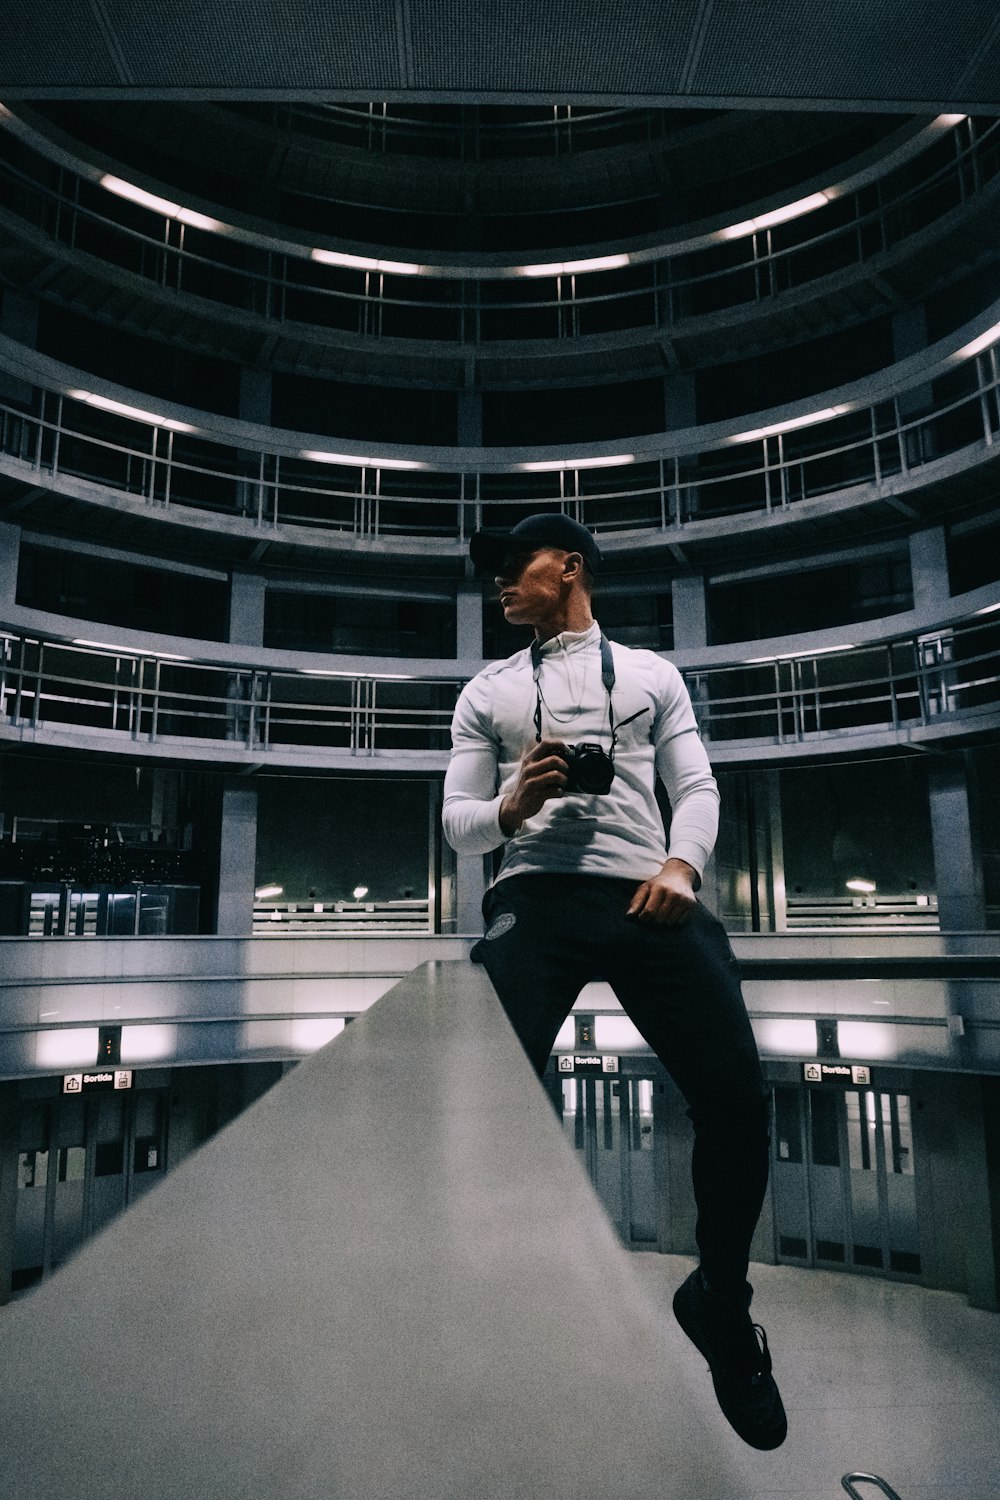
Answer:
[
  {"left": 691, "top": 0, "right": 998, "bottom": 106},
  {"left": 0, "top": 0, "right": 997, "bottom": 108},
  {"left": 104, "top": 0, "right": 403, "bottom": 90},
  {"left": 407, "top": 0, "right": 703, "bottom": 93},
  {"left": 2, "top": 3, "right": 125, "bottom": 87}
]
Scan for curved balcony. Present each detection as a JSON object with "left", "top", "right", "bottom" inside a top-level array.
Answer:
[
  {"left": 43, "top": 104, "right": 905, "bottom": 253},
  {"left": 1, "top": 308, "right": 999, "bottom": 563},
  {"left": 1, "top": 111, "right": 996, "bottom": 375},
  {"left": 2, "top": 931, "right": 997, "bottom": 1078},
  {"left": 223, "top": 102, "right": 708, "bottom": 161},
  {"left": 2, "top": 596, "right": 998, "bottom": 770},
  {"left": 15, "top": 104, "right": 917, "bottom": 242}
]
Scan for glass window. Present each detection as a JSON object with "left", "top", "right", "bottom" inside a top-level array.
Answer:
[
  {"left": 780, "top": 760, "right": 934, "bottom": 906},
  {"left": 57, "top": 1145, "right": 86, "bottom": 1183},
  {"left": 255, "top": 776, "right": 430, "bottom": 910},
  {"left": 810, "top": 1090, "right": 841, "bottom": 1167},
  {"left": 773, "top": 1086, "right": 803, "bottom": 1163},
  {"left": 847, "top": 1090, "right": 878, "bottom": 1171},
  {"left": 94, "top": 1141, "right": 123, "bottom": 1178},
  {"left": 17, "top": 1149, "right": 48, "bottom": 1189},
  {"left": 889, "top": 1094, "right": 914, "bottom": 1176}
]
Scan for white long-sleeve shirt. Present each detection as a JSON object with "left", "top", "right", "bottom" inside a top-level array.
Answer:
[{"left": 442, "top": 622, "right": 719, "bottom": 886}]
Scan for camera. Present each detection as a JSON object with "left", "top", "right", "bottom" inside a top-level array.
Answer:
[{"left": 563, "top": 742, "right": 615, "bottom": 795}]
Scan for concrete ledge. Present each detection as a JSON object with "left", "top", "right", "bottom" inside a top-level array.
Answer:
[{"left": 0, "top": 960, "right": 738, "bottom": 1498}]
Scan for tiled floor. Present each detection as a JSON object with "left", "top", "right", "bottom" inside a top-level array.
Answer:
[{"left": 631, "top": 1254, "right": 1000, "bottom": 1500}]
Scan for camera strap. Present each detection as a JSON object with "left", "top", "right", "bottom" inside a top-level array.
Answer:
[{"left": 530, "top": 632, "right": 648, "bottom": 752}]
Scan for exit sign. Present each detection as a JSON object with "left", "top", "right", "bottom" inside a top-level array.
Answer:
[
  {"left": 63, "top": 1070, "right": 133, "bottom": 1094},
  {"left": 557, "top": 1055, "right": 619, "bottom": 1075},
  {"left": 803, "top": 1063, "right": 871, "bottom": 1085}
]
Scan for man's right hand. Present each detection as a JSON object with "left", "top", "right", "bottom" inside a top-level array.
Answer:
[{"left": 499, "top": 738, "right": 570, "bottom": 835}]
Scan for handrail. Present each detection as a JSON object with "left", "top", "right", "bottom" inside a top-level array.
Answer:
[
  {"left": 263, "top": 101, "right": 704, "bottom": 158},
  {"left": 1, "top": 312, "right": 999, "bottom": 546},
  {"left": 2, "top": 612, "right": 997, "bottom": 759},
  {"left": 842, "top": 1474, "right": 904, "bottom": 1500},
  {"left": 0, "top": 961, "right": 742, "bottom": 1496},
  {"left": 1, "top": 111, "right": 995, "bottom": 335}
]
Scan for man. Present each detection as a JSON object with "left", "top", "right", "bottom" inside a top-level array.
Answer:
[{"left": 442, "top": 513, "right": 786, "bottom": 1451}]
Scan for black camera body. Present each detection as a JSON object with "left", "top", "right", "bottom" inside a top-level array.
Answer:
[{"left": 563, "top": 742, "right": 615, "bottom": 795}]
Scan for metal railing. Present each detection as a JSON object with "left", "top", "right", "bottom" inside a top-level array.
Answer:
[
  {"left": 2, "top": 114, "right": 997, "bottom": 340},
  {"left": 253, "top": 898, "right": 431, "bottom": 933},
  {"left": 686, "top": 616, "right": 1000, "bottom": 746},
  {"left": 2, "top": 613, "right": 997, "bottom": 759},
  {"left": 3, "top": 815, "right": 185, "bottom": 847},
  {"left": 2, "top": 330, "right": 999, "bottom": 544},
  {"left": 274, "top": 101, "right": 671, "bottom": 158},
  {"left": 842, "top": 1475, "right": 904, "bottom": 1500}
]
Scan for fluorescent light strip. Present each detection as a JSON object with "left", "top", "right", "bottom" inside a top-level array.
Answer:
[
  {"left": 12, "top": 111, "right": 955, "bottom": 286},
  {"left": 100, "top": 174, "right": 225, "bottom": 233},
  {"left": 101, "top": 174, "right": 179, "bottom": 217},
  {"left": 65, "top": 389, "right": 196, "bottom": 434},
  {"left": 89, "top": 177, "right": 853, "bottom": 278},
  {"left": 951, "top": 319, "right": 1000, "bottom": 361},
  {"left": 299, "top": 449, "right": 427, "bottom": 471},
  {"left": 300, "top": 669, "right": 415, "bottom": 680},
  {"left": 519, "top": 253, "right": 631, "bottom": 277},
  {"left": 73, "top": 639, "right": 190, "bottom": 660},
  {"left": 727, "top": 405, "right": 852, "bottom": 444},
  {"left": 744, "top": 644, "right": 855, "bottom": 664},
  {"left": 310, "top": 248, "right": 423, "bottom": 276},
  {"left": 716, "top": 192, "right": 836, "bottom": 243},
  {"left": 518, "top": 454, "right": 635, "bottom": 472}
]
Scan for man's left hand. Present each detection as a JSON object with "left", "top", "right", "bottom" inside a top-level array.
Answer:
[{"left": 627, "top": 859, "right": 698, "bottom": 927}]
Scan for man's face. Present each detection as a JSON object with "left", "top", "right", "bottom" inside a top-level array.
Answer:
[{"left": 495, "top": 547, "right": 572, "bottom": 626}]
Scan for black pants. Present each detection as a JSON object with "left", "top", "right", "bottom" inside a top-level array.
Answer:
[{"left": 473, "top": 873, "right": 770, "bottom": 1296}]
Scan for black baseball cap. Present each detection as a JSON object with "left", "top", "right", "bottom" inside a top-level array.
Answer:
[{"left": 469, "top": 513, "right": 603, "bottom": 576}]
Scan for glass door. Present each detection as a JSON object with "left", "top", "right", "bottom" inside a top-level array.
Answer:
[
  {"left": 560, "top": 1074, "right": 658, "bottom": 1247},
  {"left": 772, "top": 1086, "right": 922, "bottom": 1280},
  {"left": 8, "top": 1088, "right": 169, "bottom": 1294},
  {"left": 846, "top": 1088, "right": 920, "bottom": 1275}
]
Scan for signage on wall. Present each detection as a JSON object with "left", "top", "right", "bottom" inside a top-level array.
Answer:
[
  {"left": 803, "top": 1063, "right": 871, "bottom": 1086},
  {"left": 63, "top": 1070, "right": 133, "bottom": 1094},
  {"left": 557, "top": 1055, "right": 620, "bottom": 1075}
]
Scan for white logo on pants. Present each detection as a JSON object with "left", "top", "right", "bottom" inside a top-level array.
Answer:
[{"left": 485, "top": 912, "right": 516, "bottom": 941}]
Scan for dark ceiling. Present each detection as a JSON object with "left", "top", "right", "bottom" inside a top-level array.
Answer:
[{"left": 1, "top": 1, "right": 999, "bottom": 110}]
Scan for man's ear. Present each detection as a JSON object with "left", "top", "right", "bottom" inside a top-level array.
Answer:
[{"left": 562, "top": 550, "right": 584, "bottom": 583}]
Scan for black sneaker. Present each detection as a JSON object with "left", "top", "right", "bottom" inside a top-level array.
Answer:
[{"left": 672, "top": 1267, "right": 787, "bottom": 1450}]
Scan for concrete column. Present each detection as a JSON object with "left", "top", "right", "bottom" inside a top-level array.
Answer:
[
  {"left": 0, "top": 522, "right": 20, "bottom": 609},
  {"left": 451, "top": 588, "right": 487, "bottom": 931},
  {"left": 0, "top": 290, "right": 38, "bottom": 405},
  {"left": 216, "top": 781, "right": 258, "bottom": 936},
  {"left": 909, "top": 525, "right": 950, "bottom": 613},
  {"left": 892, "top": 304, "right": 935, "bottom": 463},
  {"left": 228, "top": 572, "right": 266, "bottom": 647},
  {"left": 458, "top": 384, "right": 483, "bottom": 541},
  {"left": 663, "top": 373, "right": 697, "bottom": 431},
  {"left": 927, "top": 752, "right": 986, "bottom": 932},
  {"left": 455, "top": 851, "right": 489, "bottom": 936},
  {"left": 239, "top": 368, "right": 272, "bottom": 425},
  {"left": 671, "top": 573, "right": 708, "bottom": 650},
  {"left": 457, "top": 388, "right": 483, "bottom": 447},
  {"left": 456, "top": 586, "right": 483, "bottom": 658},
  {"left": 918, "top": 1074, "right": 1000, "bottom": 1310},
  {"left": 237, "top": 369, "right": 272, "bottom": 521},
  {"left": 0, "top": 1086, "right": 18, "bottom": 1305}
]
